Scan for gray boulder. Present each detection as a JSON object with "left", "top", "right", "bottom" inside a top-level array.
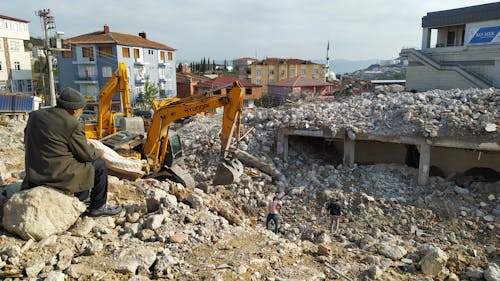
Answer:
[
  {"left": 2, "top": 186, "right": 86, "bottom": 241},
  {"left": 485, "top": 263, "right": 500, "bottom": 281}
]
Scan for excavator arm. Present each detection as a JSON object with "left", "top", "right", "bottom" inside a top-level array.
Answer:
[
  {"left": 143, "top": 81, "right": 244, "bottom": 174},
  {"left": 85, "top": 62, "right": 133, "bottom": 139}
]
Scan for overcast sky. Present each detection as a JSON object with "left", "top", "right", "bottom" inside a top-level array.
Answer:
[{"left": 3, "top": 0, "right": 497, "bottom": 62}]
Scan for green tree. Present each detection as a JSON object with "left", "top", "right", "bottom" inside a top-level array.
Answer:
[{"left": 142, "top": 78, "right": 159, "bottom": 108}]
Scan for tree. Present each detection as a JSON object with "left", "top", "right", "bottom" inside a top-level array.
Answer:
[{"left": 142, "top": 78, "right": 159, "bottom": 108}]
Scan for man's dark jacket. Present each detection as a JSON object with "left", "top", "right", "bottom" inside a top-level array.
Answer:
[{"left": 22, "top": 107, "right": 101, "bottom": 193}]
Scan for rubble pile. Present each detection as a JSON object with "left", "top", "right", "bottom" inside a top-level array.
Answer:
[
  {"left": 240, "top": 87, "right": 499, "bottom": 138},
  {"left": 0, "top": 87, "right": 498, "bottom": 280}
]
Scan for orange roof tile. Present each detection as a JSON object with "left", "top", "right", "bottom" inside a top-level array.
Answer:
[
  {"left": 253, "top": 57, "right": 319, "bottom": 66},
  {"left": 233, "top": 57, "right": 257, "bottom": 61},
  {"left": 196, "top": 75, "right": 261, "bottom": 89},
  {"left": 176, "top": 72, "right": 210, "bottom": 84},
  {"left": 65, "top": 27, "right": 176, "bottom": 50}
]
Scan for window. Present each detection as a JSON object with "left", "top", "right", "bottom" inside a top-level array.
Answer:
[
  {"left": 159, "top": 67, "right": 166, "bottom": 78},
  {"left": 102, "top": 66, "right": 112, "bottom": 77},
  {"left": 314, "top": 69, "right": 319, "bottom": 74},
  {"left": 280, "top": 69, "right": 285, "bottom": 77},
  {"left": 62, "top": 48, "right": 73, "bottom": 58},
  {"left": 290, "top": 69, "right": 295, "bottom": 76},
  {"left": 167, "top": 52, "right": 172, "bottom": 61},
  {"left": 14, "top": 61, "right": 20, "bottom": 70},
  {"left": 122, "top": 47, "right": 130, "bottom": 58},
  {"left": 160, "top": 51, "right": 165, "bottom": 61},
  {"left": 269, "top": 69, "right": 274, "bottom": 75},
  {"left": 82, "top": 47, "right": 94, "bottom": 61},
  {"left": 300, "top": 69, "right": 306, "bottom": 75},
  {"left": 256, "top": 70, "right": 261, "bottom": 76},
  {"left": 256, "top": 79, "right": 261, "bottom": 85},
  {"left": 99, "top": 46, "right": 113, "bottom": 58},
  {"left": 9, "top": 40, "right": 20, "bottom": 52},
  {"left": 134, "top": 48, "right": 140, "bottom": 59},
  {"left": 148, "top": 50, "right": 154, "bottom": 55}
]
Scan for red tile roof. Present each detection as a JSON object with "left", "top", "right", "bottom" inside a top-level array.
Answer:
[
  {"left": 176, "top": 72, "right": 210, "bottom": 84},
  {"left": 233, "top": 57, "right": 257, "bottom": 61},
  {"left": 196, "top": 75, "right": 261, "bottom": 89},
  {"left": 269, "top": 76, "right": 334, "bottom": 87},
  {"left": 253, "top": 57, "right": 319, "bottom": 66},
  {"left": 65, "top": 26, "right": 176, "bottom": 50},
  {"left": 0, "top": 15, "right": 29, "bottom": 23}
]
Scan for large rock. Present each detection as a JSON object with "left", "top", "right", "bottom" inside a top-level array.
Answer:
[
  {"left": 378, "top": 244, "right": 407, "bottom": 260},
  {"left": 419, "top": 245, "right": 449, "bottom": 277},
  {"left": 2, "top": 186, "right": 86, "bottom": 241},
  {"left": 485, "top": 263, "right": 500, "bottom": 281}
]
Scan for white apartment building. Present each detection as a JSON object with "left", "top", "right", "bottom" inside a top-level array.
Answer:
[
  {"left": 401, "top": 2, "right": 500, "bottom": 91},
  {"left": 0, "top": 15, "right": 33, "bottom": 93}
]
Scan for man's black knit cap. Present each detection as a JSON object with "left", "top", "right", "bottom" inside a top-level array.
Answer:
[{"left": 56, "top": 87, "right": 87, "bottom": 109}]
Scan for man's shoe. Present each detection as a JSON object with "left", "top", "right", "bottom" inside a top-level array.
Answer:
[{"left": 87, "top": 204, "right": 122, "bottom": 217}]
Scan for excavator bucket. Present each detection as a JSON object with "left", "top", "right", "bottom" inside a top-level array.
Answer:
[{"left": 213, "top": 158, "right": 244, "bottom": 185}]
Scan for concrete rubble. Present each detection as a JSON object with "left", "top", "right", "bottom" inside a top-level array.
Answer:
[{"left": 0, "top": 87, "right": 498, "bottom": 280}]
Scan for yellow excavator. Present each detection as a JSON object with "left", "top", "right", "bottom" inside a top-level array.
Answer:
[
  {"left": 85, "top": 62, "right": 245, "bottom": 187},
  {"left": 84, "top": 62, "right": 133, "bottom": 139},
  {"left": 140, "top": 81, "right": 245, "bottom": 187}
]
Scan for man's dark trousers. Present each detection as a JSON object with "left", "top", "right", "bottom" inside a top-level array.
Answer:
[{"left": 75, "top": 158, "right": 107, "bottom": 209}]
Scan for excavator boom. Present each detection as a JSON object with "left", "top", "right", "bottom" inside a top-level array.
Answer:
[{"left": 143, "top": 81, "right": 245, "bottom": 185}]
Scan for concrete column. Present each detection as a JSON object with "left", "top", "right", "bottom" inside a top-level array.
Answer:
[
  {"left": 343, "top": 139, "right": 355, "bottom": 167},
  {"left": 276, "top": 131, "right": 289, "bottom": 162},
  {"left": 421, "top": 28, "right": 431, "bottom": 49},
  {"left": 418, "top": 143, "right": 431, "bottom": 185}
]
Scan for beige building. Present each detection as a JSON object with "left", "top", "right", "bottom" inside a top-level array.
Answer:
[
  {"left": 401, "top": 2, "right": 500, "bottom": 91},
  {"left": 0, "top": 15, "right": 32, "bottom": 93},
  {"left": 250, "top": 58, "right": 323, "bottom": 93}
]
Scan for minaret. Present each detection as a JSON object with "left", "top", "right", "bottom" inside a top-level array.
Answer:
[{"left": 324, "top": 41, "right": 330, "bottom": 82}]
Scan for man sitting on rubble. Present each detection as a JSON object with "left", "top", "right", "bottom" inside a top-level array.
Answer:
[{"left": 22, "top": 87, "right": 122, "bottom": 217}]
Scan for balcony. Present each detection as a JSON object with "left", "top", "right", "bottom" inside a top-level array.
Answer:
[
  {"left": 134, "top": 60, "right": 149, "bottom": 66},
  {"left": 75, "top": 75, "right": 98, "bottom": 84},
  {"left": 72, "top": 59, "right": 96, "bottom": 65},
  {"left": 135, "top": 76, "right": 147, "bottom": 84},
  {"left": 11, "top": 69, "right": 32, "bottom": 80}
]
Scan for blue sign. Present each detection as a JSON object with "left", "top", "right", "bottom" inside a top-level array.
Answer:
[{"left": 469, "top": 26, "right": 500, "bottom": 44}]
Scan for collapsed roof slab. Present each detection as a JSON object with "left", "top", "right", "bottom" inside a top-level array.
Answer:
[{"left": 276, "top": 127, "right": 500, "bottom": 186}]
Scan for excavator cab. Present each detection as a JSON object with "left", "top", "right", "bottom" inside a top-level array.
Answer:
[{"left": 163, "top": 134, "right": 183, "bottom": 167}]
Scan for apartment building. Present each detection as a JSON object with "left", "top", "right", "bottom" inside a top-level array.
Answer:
[
  {"left": 57, "top": 25, "right": 177, "bottom": 104},
  {"left": 400, "top": 2, "right": 500, "bottom": 91},
  {"left": 0, "top": 15, "right": 33, "bottom": 94},
  {"left": 250, "top": 58, "right": 323, "bottom": 93},
  {"left": 232, "top": 57, "right": 257, "bottom": 82}
]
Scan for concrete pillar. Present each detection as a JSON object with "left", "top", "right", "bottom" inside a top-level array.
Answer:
[
  {"left": 276, "top": 132, "right": 289, "bottom": 162},
  {"left": 343, "top": 139, "right": 355, "bottom": 167},
  {"left": 418, "top": 143, "right": 431, "bottom": 185},
  {"left": 421, "top": 28, "right": 431, "bottom": 49}
]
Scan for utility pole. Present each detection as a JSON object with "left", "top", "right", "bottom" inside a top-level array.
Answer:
[{"left": 36, "top": 9, "right": 56, "bottom": 106}]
